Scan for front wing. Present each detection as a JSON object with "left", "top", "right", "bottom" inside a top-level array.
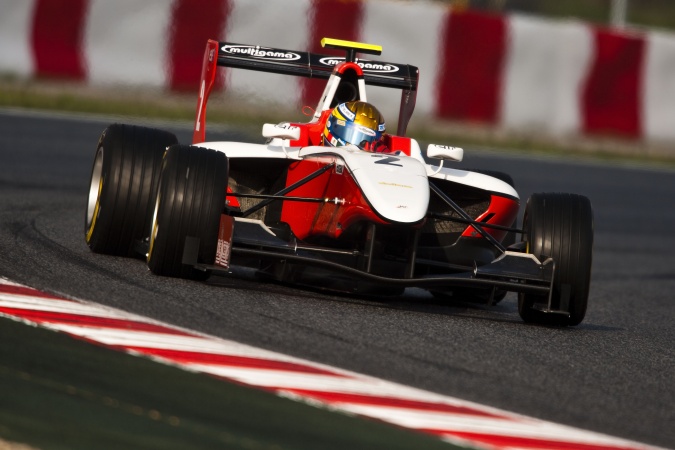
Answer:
[{"left": 181, "top": 218, "right": 560, "bottom": 312}]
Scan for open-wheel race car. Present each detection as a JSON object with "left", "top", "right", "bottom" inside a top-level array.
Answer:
[{"left": 85, "top": 38, "right": 594, "bottom": 326}]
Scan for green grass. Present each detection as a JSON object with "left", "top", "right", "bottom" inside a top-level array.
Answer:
[
  {"left": 445, "top": 0, "right": 675, "bottom": 30},
  {"left": 0, "top": 78, "right": 295, "bottom": 131},
  {"left": 0, "top": 316, "right": 465, "bottom": 450},
  {"left": 2, "top": 77, "right": 673, "bottom": 168}
]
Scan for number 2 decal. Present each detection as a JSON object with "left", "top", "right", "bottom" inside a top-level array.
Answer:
[{"left": 371, "top": 154, "right": 402, "bottom": 167}]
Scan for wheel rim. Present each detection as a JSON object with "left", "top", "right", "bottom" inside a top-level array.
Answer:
[
  {"left": 85, "top": 147, "right": 104, "bottom": 242},
  {"left": 147, "top": 192, "right": 161, "bottom": 260}
]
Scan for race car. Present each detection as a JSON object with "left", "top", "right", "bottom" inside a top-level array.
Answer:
[{"left": 84, "top": 38, "right": 594, "bottom": 326}]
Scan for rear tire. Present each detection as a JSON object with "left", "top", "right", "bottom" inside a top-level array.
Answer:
[
  {"left": 85, "top": 124, "right": 178, "bottom": 257},
  {"left": 518, "top": 193, "right": 593, "bottom": 326},
  {"left": 147, "top": 145, "right": 228, "bottom": 279}
]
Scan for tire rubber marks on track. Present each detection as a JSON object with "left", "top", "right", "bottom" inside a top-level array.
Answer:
[{"left": 0, "top": 278, "right": 662, "bottom": 450}]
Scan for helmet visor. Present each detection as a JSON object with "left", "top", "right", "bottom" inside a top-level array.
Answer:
[{"left": 330, "top": 119, "right": 382, "bottom": 150}]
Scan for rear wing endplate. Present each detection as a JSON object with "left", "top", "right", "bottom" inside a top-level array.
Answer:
[{"left": 193, "top": 39, "right": 419, "bottom": 143}]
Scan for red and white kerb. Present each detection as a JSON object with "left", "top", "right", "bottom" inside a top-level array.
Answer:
[{"left": 0, "top": 278, "right": 664, "bottom": 450}]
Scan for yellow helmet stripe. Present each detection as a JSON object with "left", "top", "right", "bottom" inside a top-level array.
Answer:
[{"left": 332, "top": 108, "right": 346, "bottom": 121}]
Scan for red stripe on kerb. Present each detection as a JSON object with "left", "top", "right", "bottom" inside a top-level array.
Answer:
[
  {"left": 428, "top": 430, "right": 639, "bottom": 450},
  {"left": 280, "top": 389, "right": 505, "bottom": 418},
  {"left": 31, "top": 0, "right": 88, "bottom": 80},
  {"left": 436, "top": 10, "right": 506, "bottom": 124},
  {"left": 582, "top": 28, "right": 644, "bottom": 138},
  {"left": 302, "top": 0, "right": 364, "bottom": 106},
  {"left": 168, "top": 0, "right": 231, "bottom": 92},
  {"left": 125, "top": 347, "right": 349, "bottom": 377},
  {"left": 0, "top": 284, "right": 75, "bottom": 301},
  {"left": 0, "top": 308, "right": 193, "bottom": 336}
]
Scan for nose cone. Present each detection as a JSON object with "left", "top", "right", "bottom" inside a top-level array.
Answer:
[{"left": 349, "top": 153, "right": 429, "bottom": 224}]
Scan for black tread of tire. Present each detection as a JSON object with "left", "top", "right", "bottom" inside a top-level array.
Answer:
[
  {"left": 519, "top": 193, "right": 593, "bottom": 326},
  {"left": 86, "top": 124, "right": 177, "bottom": 256},
  {"left": 148, "top": 145, "right": 228, "bottom": 279}
]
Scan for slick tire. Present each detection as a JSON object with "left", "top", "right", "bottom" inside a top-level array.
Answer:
[
  {"left": 147, "top": 145, "right": 228, "bottom": 279},
  {"left": 518, "top": 193, "right": 594, "bottom": 326},
  {"left": 85, "top": 124, "right": 178, "bottom": 257}
]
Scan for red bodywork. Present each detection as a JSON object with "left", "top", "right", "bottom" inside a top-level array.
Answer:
[
  {"left": 462, "top": 195, "right": 519, "bottom": 242},
  {"left": 193, "top": 40, "right": 219, "bottom": 145},
  {"left": 281, "top": 157, "right": 391, "bottom": 240}
]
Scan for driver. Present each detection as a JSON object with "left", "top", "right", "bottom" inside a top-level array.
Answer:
[{"left": 322, "top": 101, "right": 391, "bottom": 153}]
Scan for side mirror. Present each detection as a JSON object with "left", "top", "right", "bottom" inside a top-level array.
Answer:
[
  {"left": 262, "top": 123, "right": 301, "bottom": 141},
  {"left": 427, "top": 144, "right": 463, "bottom": 162}
]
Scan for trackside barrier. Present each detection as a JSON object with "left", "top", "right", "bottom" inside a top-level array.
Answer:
[{"left": 2, "top": 0, "right": 675, "bottom": 145}]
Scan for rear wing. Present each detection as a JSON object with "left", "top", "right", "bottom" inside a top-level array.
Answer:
[{"left": 193, "top": 39, "right": 419, "bottom": 143}]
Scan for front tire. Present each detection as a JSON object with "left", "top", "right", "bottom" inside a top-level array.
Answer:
[
  {"left": 147, "top": 145, "right": 228, "bottom": 279},
  {"left": 518, "top": 193, "right": 594, "bottom": 326},
  {"left": 85, "top": 124, "right": 178, "bottom": 257}
]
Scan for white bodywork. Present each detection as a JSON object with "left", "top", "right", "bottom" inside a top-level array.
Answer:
[
  {"left": 428, "top": 167, "right": 518, "bottom": 199},
  {"left": 300, "top": 146, "right": 429, "bottom": 224},
  {"left": 196, "top": 137, "right": 518, "bottom": 224}
]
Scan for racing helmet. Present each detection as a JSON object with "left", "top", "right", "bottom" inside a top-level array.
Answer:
[{"left": 323, "top": 101, "right": 385, "bottom": 151}]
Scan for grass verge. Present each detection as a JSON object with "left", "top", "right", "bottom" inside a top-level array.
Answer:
[
  {"left": 0, "top": 77, "right": 294, "bottom": 133},
  {"left": 0, "top": 316, "right": 464, "bottom": 450},
  {"left": 2, "top": 76, "right": 674, "bottom": 167}
]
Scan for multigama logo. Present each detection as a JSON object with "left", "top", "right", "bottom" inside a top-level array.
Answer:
[
  {"left": 222, "top": 45, "right": 301, "bottom": 61},
  {"left": 318, "top": 57, "right": 399, "bottom": 73}
]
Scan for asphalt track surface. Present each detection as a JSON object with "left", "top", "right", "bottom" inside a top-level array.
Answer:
[{"left": 1, "top": 109, "right": 674, "bottom": 449}]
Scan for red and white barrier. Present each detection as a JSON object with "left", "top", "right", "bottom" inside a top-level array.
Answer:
[
  {"left": 501, "top": 16, "right": 593, "bottom": 137},
  {"left": 644, "top": 30, "right": 675, "bottom": 142},
  {"left": 0, "top": 278, "right": 666, "bottom": 450},
  {"left": 1, "top": 0, "right": 674, "bottom": 145}
]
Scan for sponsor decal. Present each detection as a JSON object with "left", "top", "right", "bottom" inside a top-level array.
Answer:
[
  {"left": 336, "top": 119, "right": 346, "bottom": 126},
  {"left": 222, "top": 45, "right": 301, "bottom": 61},
  {"left": 358, "top": 126, "right": 376, "bottom": 137},
  {"left": 208, "top": 48, "right": 215, "bottom": 63},
  {"left": 379, "top": 181, "right": 412, "bottom": 188},
  {"left": 274, "top": 123, "right": 298, "bottom": 132},
  {"left": 216, "top": 239, "right": 230, "bottom": 267},
  {"left": 372, "top": 155, "right": 403, "bottom": 167},
  {"left": 215, "top": 215, "right": 234, "bottom": 268},
  {"left": 338, "top": 103, "right": 356, "bottom": 121},
  {"left": 378, "top": 123, "right": 385, "bottom": 132},
  {"left": 318, "top": 57, "right": 399, "bottom": 74}
]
